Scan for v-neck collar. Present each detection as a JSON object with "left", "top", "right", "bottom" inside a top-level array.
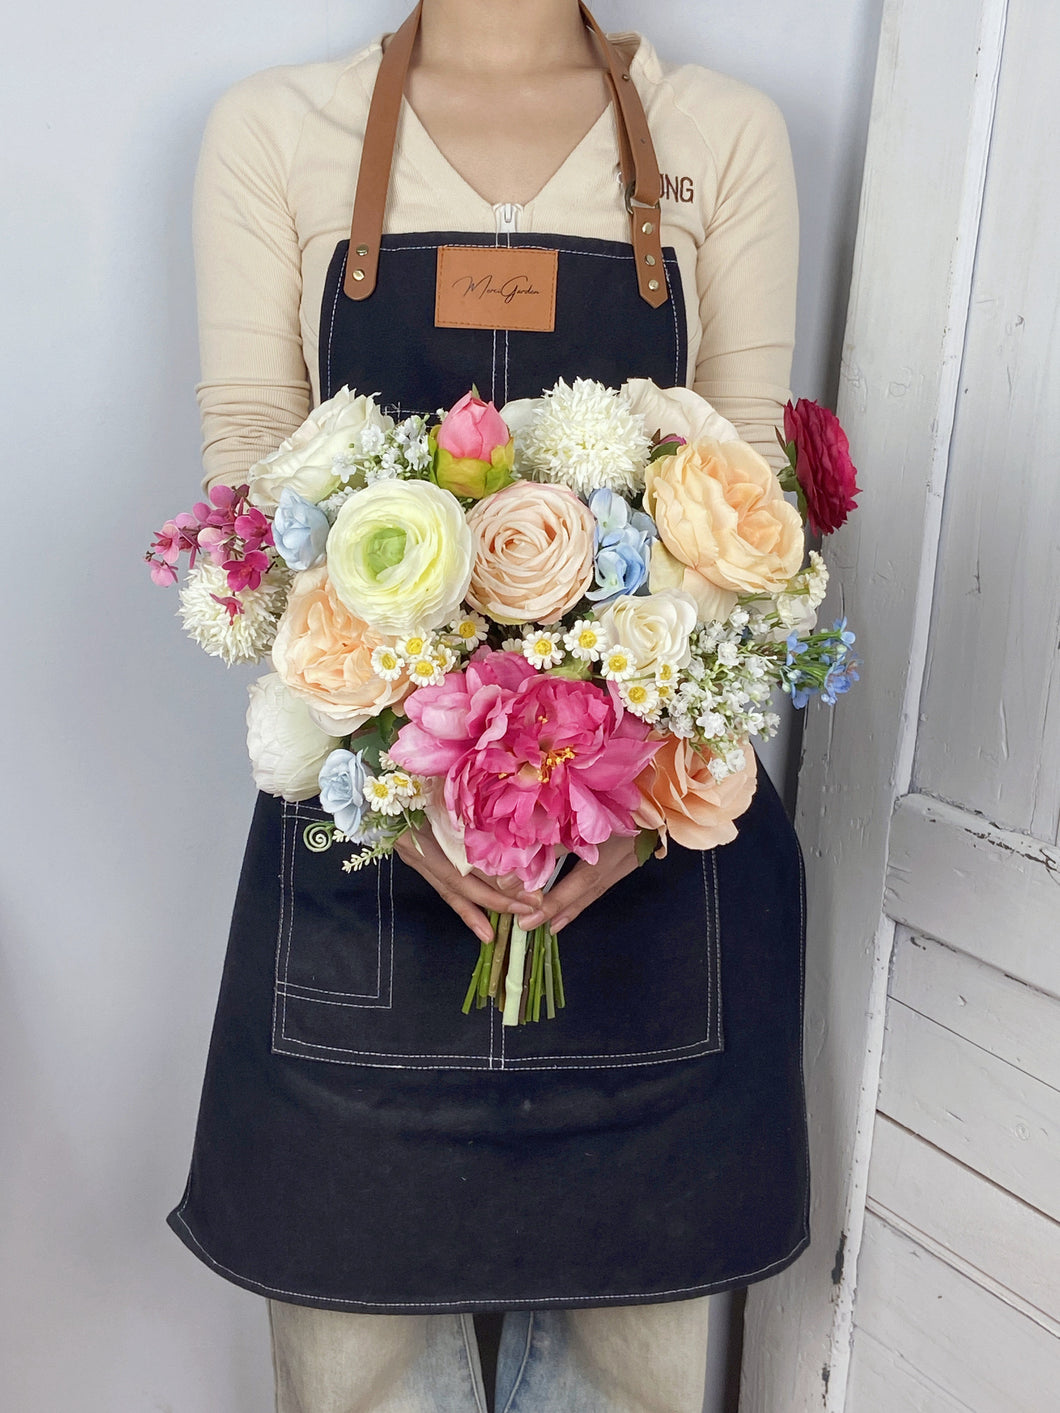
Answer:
[
  {"left": 383, "top": 30, "right": 651, "bottom": 220},
  {"left": 398, "top": 93, "right": 618, "bottom": 212}
]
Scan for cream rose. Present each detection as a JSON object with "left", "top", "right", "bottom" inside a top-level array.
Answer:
[
  {"left": 634, "top": 737, "right": 758, "bottom": 850},
  {"left": 622, "top": 379, "right": 740, "bottom": 446},
  {"left": 465, "top": 481, "right": 595, "bottom": 625},
  {"left": 597, "top": 590, "right": 697, "bottom": 676},
  {"left": 248, "top": 387, "right": 394, "bottom": 510},
  {"left": 645, "top": 439, "right": 804, "bottom": 607},
  {"left": 246, "top": 673, "right": 342, "bottom": 800},
  {"left": 325, "top": 479, "right": 474, "bottom": 634},
  {"left": 270, "top": 565, "right": 411, "bottom": 733}
]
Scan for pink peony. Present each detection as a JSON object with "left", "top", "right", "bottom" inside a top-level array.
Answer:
[
  {"left": 391, "top": 649, "right": 659, "bottom": 889},
  {"left": 783, "top": 399, "right": 861, "bottom": 536},
  {"left": 436, "top": 392, "right": 510, "bottom": 460}
]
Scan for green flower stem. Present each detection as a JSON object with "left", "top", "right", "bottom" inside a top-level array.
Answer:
[
  {"left": 543, "top": 928, "right": 556, "bottom": 1019},
  {"left": 552, "top": 931, "right": 566, "bottom": 1011},
  {"left": 488, "top": 912, "right": 513, "bottom": 1001},
  {"left": 529, "top": 926, "right": 544, "bottom": 1023},
  {"left": 476, "top": 939, "right": 495, "bottom": 1007},
  {"left": 502, "top": 922, "right": 528, "bottom": 1027},
  {"left": 518, "top": 931, "right": 535, "bottom": 1025},
  {"left": 461, "top": 950, "right": 484, "bottom": 1014}
]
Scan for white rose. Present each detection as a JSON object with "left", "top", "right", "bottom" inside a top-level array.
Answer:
[
  {"left": 246, "top": 673, "right": 342, "bottom": 801},
  {"left": 248, "top": 387, "right": 394, "bottom": 510},
  {"left": 621, "top": 379, "right": 740, "bottom": 446},
  {"left": 598, "top": 590, "right": 698, "bottom": 676}
]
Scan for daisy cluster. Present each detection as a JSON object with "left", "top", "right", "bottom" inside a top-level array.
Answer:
[{"left": 370, "top": 615, "right": 490, "bottom": 690}]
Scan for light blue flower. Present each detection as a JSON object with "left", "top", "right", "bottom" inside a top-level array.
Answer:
[
  {"left": 318, "top": 748, "right": 377, "bottom": 841},
  {"left": 586, "top": 490, "right": 657, "bottom": 603},
  {"left": 822, "top": 657, "right": 860, "bottom": 705},
  {"left": 587, "top": 488, "right": 630, "bottom": 538},
  {"left": 273, "top": 487, "right": 330, "bottom": 571}
]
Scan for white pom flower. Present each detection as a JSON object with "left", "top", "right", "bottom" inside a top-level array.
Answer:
[
  {"left": 245, "top": 674, "right": 341, "bottom": 801},
  {"left": 507, "top": 377, "right": 651, "bottom": 497},
  {"left": 178, "top": 560, "right": 289, "bottom": 665}
]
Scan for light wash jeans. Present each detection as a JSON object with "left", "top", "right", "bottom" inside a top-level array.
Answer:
[{"left": 269, "top": 1297, "right": 711, "bottom": 1413}]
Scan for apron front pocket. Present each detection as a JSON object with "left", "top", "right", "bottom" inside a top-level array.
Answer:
[
  {"left": 271, "top": 802, "right": 723, "bottom": 1072},
  {"left": 500, "top": 844, "right": 724, "bottom": 1071},
  {"left": 271, "top": 800, "right": 496, "bottom": 1069}
]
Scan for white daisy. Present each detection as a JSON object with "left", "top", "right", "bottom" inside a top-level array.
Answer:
[
  {"left": 564, "top": 618, "right": 609, "bottom": 662},
  {"left": 523, "top": 631, "right": 564, "bottom": 670},
  {"left": 370, "top": 644, "right": 405, "bottom": 681},
  {"left": 619, "top": 680, "right": 661, "bottom": 720},
  {"left": 363, "top": 775, "right": 404, "bottom": 816},
  {"left": 397, "top": 632, "right": 431, "bottom": 660},
  {"left": 600, "top": 646, "right": 635, "bottom": 681},
  {"left": 178, "top": 560, "right": 290, "bottom": 666},
  {"left": 654, "top": 660, "right": 679, "bottom": 688},
  {"left": 500, "top": 636, "right": 525, "bottom": 653},
  {"left": 515, "top": 378, "right": 651, "bottom": 498},
  {"left": 449, "top": 613, "right": 489, "bottom": 650},
  {"left": 408, "top": 654, "right": 445, "bottom": 687}
]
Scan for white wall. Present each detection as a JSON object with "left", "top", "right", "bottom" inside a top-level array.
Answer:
[{"left": 0, "top": 2, "right": 880, "bottom": 1408}]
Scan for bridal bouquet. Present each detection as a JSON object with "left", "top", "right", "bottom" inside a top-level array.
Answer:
[{"left": 147, "top": 378, "right": 860, "bottom": 1024}]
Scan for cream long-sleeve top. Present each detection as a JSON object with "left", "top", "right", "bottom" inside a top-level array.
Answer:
[{"left": 194, "top": 31, "right": 798, "bottom": 489}]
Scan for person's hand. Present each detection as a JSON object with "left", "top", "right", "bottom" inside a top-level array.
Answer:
[
  {"left": 519, "top": 834, "right": 642, "bottom": 934},
  {"left": 395, "top": 826, "right": 542, "bottom": 942}
]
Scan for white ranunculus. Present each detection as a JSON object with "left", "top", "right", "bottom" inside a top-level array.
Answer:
[
  {"left": 326, "top": 479, "right": 474, "bottom": 634},
  {"left": 622, "top": 379, "right": 740, "bottom": 446},
  {"left": 247, "top": 387, "right": 394, "bottom": 510},
  {"left": 246, "top": 673, "right": 342, "bottom": 800},
  {"left": 598, "top": 590, "right": 698, "bottom": 676}
]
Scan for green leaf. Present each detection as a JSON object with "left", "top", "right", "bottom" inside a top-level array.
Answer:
[{"left": 635, "top": 828, "right": 659, "bottom": 867}]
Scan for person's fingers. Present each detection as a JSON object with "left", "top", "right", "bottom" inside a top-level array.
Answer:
[
  {"left": 521, "top": 839, "right": 641, "bottom": 932},
  {"left": 394, "top": 829, "right": 537, "bottom": 940}
]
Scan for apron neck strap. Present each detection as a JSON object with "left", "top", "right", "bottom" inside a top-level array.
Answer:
[{"left": 343, "top": 1, "right": 668, "bottom": 308}]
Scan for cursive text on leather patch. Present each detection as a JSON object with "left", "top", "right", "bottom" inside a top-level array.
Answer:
[{"left": 435, "top": 245, "right": 558, "bottom": 332}]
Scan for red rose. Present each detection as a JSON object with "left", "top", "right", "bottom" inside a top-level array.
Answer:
[{"left": 783, "top": 399, "right": 861, "bottom": 536}]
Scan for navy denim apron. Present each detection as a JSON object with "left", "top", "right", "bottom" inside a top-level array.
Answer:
[{"left": 167, "top": 218, "right": 810, "bottom": 1311}]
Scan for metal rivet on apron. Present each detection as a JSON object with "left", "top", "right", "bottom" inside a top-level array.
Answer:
[
  {"left": 621, "top": 72, "right": 630, "bottom": 81},
  {"left": 351, "top": 268, "right": 366, "bottom": 282},
  {"left": 641, "top": 221, "right": 654, "bottom": 235},
  {"left": 648, "top": 278, "right": 660, "bottom": 291},
  {"left": 355, "top": 244, "right": 370, "bottom": 257},
  {"left": 644, "top": 254, "right": 656, "bottom": 266}
]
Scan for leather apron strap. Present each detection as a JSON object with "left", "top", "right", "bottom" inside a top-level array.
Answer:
[{"left": 343, "top": 0, "right": 668, "bottom": 308}]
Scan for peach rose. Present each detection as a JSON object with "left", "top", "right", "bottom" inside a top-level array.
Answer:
[
  {"left": 634, "top": 736, "right": 758, "bottom": 850},
  {"left": 271, "top": 565, "right": 410, "bottom": 733},
  {"left": 645, "top": 439, "right": 804, "bottom": 612},
  {"left": 465, "top": 482, "right": 595, "bottom": 624}
]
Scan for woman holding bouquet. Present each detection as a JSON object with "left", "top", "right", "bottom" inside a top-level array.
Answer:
[{"left": 169, "top": 1, "right": 808, "bottom": 1407}]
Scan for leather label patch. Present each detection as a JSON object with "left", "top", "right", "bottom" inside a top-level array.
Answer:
[{"left": 435, "top": 245, "right": 558, "bottom": 332}]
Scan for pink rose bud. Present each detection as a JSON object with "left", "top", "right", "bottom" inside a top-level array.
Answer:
[{"left": 437, "top": 392, "right": 511, "bottom": 461}]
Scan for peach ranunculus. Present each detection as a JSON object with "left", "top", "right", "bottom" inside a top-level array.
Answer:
[
  {"left": 270, "top": 564, "right": 411, "bottom": 734},
  {"left": 464, "top": 482, "right": 595, "bottom": 625},
  {"left": 634, "top": 735, "right": 758, "bottom": 850},
  {"left": 644, "top": 439, "right": 805, "bottom": 622}
]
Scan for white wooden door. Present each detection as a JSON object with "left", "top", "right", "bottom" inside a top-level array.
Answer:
[{"left": 740, "top": 1, "right": 1060, "bottom": 1408}]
